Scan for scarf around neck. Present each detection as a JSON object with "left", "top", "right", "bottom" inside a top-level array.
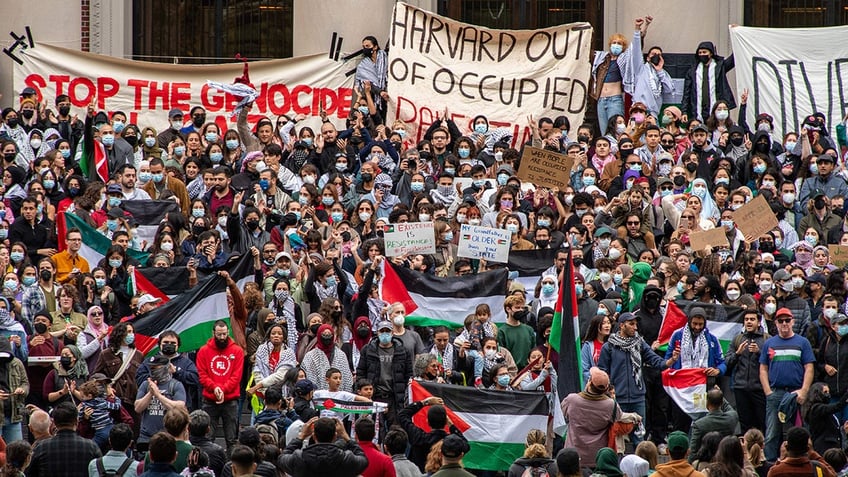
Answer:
[{"left": 608, "top": 332, "right": 644, "bottom": 389}]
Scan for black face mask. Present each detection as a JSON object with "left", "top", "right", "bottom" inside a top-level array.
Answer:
[
  {"left": 362, "top": 47, "right": 374, "bottom": 57},
  {"left": 357, "top": 327, "right": 371, "bottom": 338},
  {"left": 331, "top": 310, "right": 342, "bottom": 320},
  {"left": 3, "top": 152, "right": 16, "bottom": 163},
  {"left": 192, "top": 115, "right": 206, "bottom": 128},
  {"left": 815, "top": 197, "right": 827, "bottom": 210},
  {"left": 21, "top": 110, "right": 34, "bottom": 120},
  {"left": 645, "top": 296, "right": 660, "bottom": 309},
  {"left": 760, "top": 241, "right": 774, "bottom": 251},
  {"left": 513, "top": 309, "right": 529, "bottom": 323},
  {"left": 698, "top": 54, "right": 711, "bottom": 64},
  {"left": 619, "top": 148, "right": 634, "bottom": 158},
  {"left": 577, "top": 135, "right": 590, "bottom": 143},
  {"left": 40, "top": 269, "right": 52, "bottom": 282},
  {"left": 536, "top": 239, "right": 549, "bottom": 248},
  {"left": 685, "top": 162, "right": 698, "bottom": 173},
  {"left": 192, "top": 225, "right": 207, "bottom": 236},
  {"left": 730, "top": 137, "right": 744, "bottom": 147},
  {"left": 125, "top": 135, "right": 138, "bottom": 148},
  {"left": 34, "top": 322, "right": 48, "bottom": 334},
  {"left": 161, "top": 343, "right": 177, "bottom": 355},
  {"left": 215, "top": 338, "right": 229, "bottom": 349},
  {"left": 6, "top": 119, "right": 19, "bottom": 129},
  {"left": 58, "top": 105, "right": 71, "bottom": 117},
  {"left": 361, "top": 173, "right": 373, "bottom": 183},
  {"left": 755, "top": 142, "right": 769, "bottom": 153},
  {"left": 673, "top": 175, "right": 686, "bottom": 187},
  {"left": 60, "top": 356, "right": 73, "bottom": 370},
  {"left": 320, "top": 335, "right": 334, "bottom": 346},
  {"left": 309, "top": 324, "right": 321, "bottom": 335},
  {"left": 246, "top": 220, "right": 260, "bottom": 230},
  {"left": 753, "top": 263, "right": 764, "bottom": 273},
  {"left": 573, "top": 257, "right": 583, "bottom": 267}
]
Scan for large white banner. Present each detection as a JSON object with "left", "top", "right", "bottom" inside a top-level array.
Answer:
[
  {"left": 387, "top": 2, "right": 592, "bottom": 146},
  {"left": 730, "top": 25, "right": 848, "bottom": 141},
  {"left": 13, "top": 44, "right": 354, "bottom": 132}
]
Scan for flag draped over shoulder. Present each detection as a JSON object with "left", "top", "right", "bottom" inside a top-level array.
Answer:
[
  {"left": 507, "top": 249, "right": 559, "bottom": 292},
  {"left": 657, "top": 300, "right": 745, "bottom": 353},
  {"left": 80, "top": 135, "right": 108, "bottom": 183},
  {"left": 549, "top": 246, "right": 582, "bottom": 398},
  {"left": 662, "top": 368, "right": 708, "bottom": 417},
  {"left": 410, "top": 380, "right": 549, "bottom": 471},
  {"left": 380, "top": 263, "right": 508, "bottom": 327},
  {"left": 130, "top": 253, "right": 254, "bottom": 355}
]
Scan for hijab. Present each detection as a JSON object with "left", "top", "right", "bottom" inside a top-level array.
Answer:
[
  {"left": 85, "top": 306, "right": 109, "bottom": 337},
  {"left": 594, "top": 447, "right": 623, "bottom": 476},
  {"left": 314, "top": 324, "right": 335, "bottom": 359}
]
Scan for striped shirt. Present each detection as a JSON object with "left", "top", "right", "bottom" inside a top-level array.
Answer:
[{"left": 760, "top": 334, "right": 815, "bottom": 389}]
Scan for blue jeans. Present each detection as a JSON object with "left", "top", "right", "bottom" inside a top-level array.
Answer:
[
  {"left": 597, "top": 94, "right": 624, "bottom": 133},
  {"left": 765, "top": 390, "right": 787, "bottom": 462},
  {"left": 619, "top": 401, "right": 646, "bottom": 446},
  {"left": 93, "top": 423, "right": 113, "bottom": 452},
  {"left": 2, "top": 417, "right": 21, "bottom": 443},
  {"left": 467, "top": 350, "right": 484, "bottom": 378}
]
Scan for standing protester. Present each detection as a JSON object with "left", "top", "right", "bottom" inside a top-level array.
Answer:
[{"left": 197, "top": 320, "right": 244, "bottom": 454}]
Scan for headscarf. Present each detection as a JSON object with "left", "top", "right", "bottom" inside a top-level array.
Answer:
[
  {"left": 351, "top": 316, "right": 372, "bottom": 351},
  {"left": 619, "top": 455, "right": 650, "bottom": 477},
  {"left": 537, "top": 273, "right": 559, "bottom": 309},
  {"left": 594, "top": 447, "right": 623, "bottom": 476},
  {"left": 85, "top": 305, "right": 109, "bottom": 337},
  {"left": 57, "top": 344, "right": 88, "bottom": 380},
  {"left": 256, "top": 308, "right": 274, "bottom": 340},
  {"left": 811, "top": 245, "right": 837, "bottom": 273},
  {"left": 791, "top": 241, "right": 815, "bottom": 270},
  {"left": 373, "top": 173, "right": 400, "bottom": 210},
  {"left": 0, "top": 305, "right": 17, "bottom": 330},
  {"left": 314, "top": 324, "right": 335, "bottom": 359},
  {"left": 689, "top": 178, "right": 720, "bottom": 223},
  {"left": 626, "top": 262, "right": 652, "bottom": 312}
]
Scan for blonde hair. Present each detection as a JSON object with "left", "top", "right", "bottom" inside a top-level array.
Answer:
[
  {"left": 608, "top": 33, "right": 629, "bottom": 50},
  {"left": 524, "top": 444, "right": 548, "bottom": 459},
  {"left": 425, "top": 440, "right": 444, "bottom": 473},
  {"left": 526, "top": 429, "right": 546, "bottom": 447},
  {"left": 744, "top": 428, "right": 766, "bottom": 466},
  {"left": 523, "top": 429, "right": 548, "bottom": 458},
  {"left": 635, "top": 441, "right": 659, "bottom": 469}
]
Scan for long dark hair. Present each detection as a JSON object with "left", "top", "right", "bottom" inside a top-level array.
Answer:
[
  {"left": 692, "top": 431, "right": 722, "bottom": 464},
  {"left": 583, "top": 314, "right": 611, "bottom": 343},
  {"left": 705, "top": 436, "right": 745, "bottom": 477},
  {"left": 109, "top": 322, "right": 134, "bottom": 352}
]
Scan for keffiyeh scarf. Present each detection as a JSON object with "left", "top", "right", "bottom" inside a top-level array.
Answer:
[{"left": 608, "top": 333, "right": 644, "bottom": 389}]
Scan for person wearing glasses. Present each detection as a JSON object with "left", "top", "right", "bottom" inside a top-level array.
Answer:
[
  {"left": 758, "top": 307, "right": 815, "bottom": 462},
  {"left": 53, "top": 227, "right": 90, "bottom": 284}
]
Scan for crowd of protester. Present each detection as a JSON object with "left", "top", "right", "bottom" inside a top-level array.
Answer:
[{"left": 0, "top": 15, "right": 845, "bottom": 477}]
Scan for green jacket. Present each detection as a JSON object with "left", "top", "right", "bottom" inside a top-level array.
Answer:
[{"left": 0, "top": 358, "right": 29, "bottom": 423}]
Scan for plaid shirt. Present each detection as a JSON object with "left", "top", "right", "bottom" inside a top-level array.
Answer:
[
  {"left": 27, "top": 429, "right": 102, "bottom": 477},
  {"left": 21, "top": 283, "right": 59, "bottom": 325}
]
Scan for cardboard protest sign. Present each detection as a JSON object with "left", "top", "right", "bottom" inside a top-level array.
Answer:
[
  {"left": 457, "top": 224, "right": 512, "bottom": 263},
  {"left": 829, "top": 245, "right": 848, "bottom": 268},
  {"left": 388, "top": 2, "right": 592, "bottom": 146},
  {"left": 731, "top": 194, "right": 779, "bottom": 241},
  {"left": 516, "top": 146, "right": 573, "bottom": 190},
  {"left": 689, "top": 228, "right": 729, "bottom": 251},
  {"left": 13, "top": 43, "right": 353, "bottom": 133},
  {"left": 730, "top": 25, "right": 848, "bottom": 140},
  {"left": 384, "top": 222, "right": 436, "bottom": 256}
]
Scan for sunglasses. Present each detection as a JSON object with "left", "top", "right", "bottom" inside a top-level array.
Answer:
[
  {"left": 90, "top": 312, "right": 103, "bottom": 316},
  {"left": 627, "top": 221, "right": 641, "bottom": 225},
  {"left": 681, "top": 215, "right": 695, "bottom": 219},
  {"left": 660, "top": 186, "right": 674, "bottom": 191},
  {"left": 775, "top": 318, "right": 792, "bottom": 324},
  {"left": 661, "top": 141, "right": 675, "bottom": 146}
]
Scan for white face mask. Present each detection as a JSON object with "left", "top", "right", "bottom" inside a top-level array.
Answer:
[
  {"left": 759, "top": 280, "right": 773, "bottom": 292},
  {"left": 726, "top": 289, "right": 740, "bottom": 301},
  {"left": 608, "top": 248, "right": 622, "bottom": 260},
  {"left": 764, "top": 302, "right": 777, "bottom": 315}
]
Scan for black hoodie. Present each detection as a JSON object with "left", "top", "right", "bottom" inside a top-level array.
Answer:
[{"left": 634, "top": 285, "right": 664, "bottom": 344}]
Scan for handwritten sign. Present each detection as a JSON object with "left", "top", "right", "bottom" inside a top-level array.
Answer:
[
  {"left": 516, "top": 146, "right": 573, "bottom": 190},
  {"left": 731, "top": 194, "right": 779, "bottom": 241},
  {"left": 457, "top": 224, "right": 512, "bottom": 263},
  {"left": 689, "top": 227, "right": 729, "bottom": 251},
  {"left": 383, "top": 222, "right": 436, "bottom": 256},
  {"left": 830, "top": 245, "right": 848, "bottom": 267}
]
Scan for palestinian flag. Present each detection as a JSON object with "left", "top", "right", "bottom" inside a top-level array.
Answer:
[
  {"left": 57, "top": 211, "right": 165, "bottom": 301},
  {"left": 662, "top": 368, "right": 708, "bottom": 417},
  {"left": 80, "top": 134, "right": 109, "bottom": 183},
  {"left": 120, "top": 200, "right": 182, "bottom": 249},
  {"left": 657, "top": 300, "right": 745, "bottom": 353},
  {"left": 380, "top": 262, "right": 508, "bottom": 328},
  {"left": 549, "top": 246, "right": 583, "bottom": 397},
  {"left": 410, "top": 380, "right": 550, "bottom": 471},
  {"left": 130, "top": 253, "right": 254, "bottom": 355},
  {"left": 507, "top": 249, "right": 559, "bottom": 294},
  {"left": 313, "top": 398, "right": 388, "bottom": 415}
]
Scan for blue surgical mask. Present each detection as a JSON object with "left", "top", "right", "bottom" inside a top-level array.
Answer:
[
  {"left": 210, "top": 152, "right": 223, "bottom": 163},
  {"left": 113, "top": 121, "right": 125, "bottom": 133},
  {"left": 444, "top": 168, "right": 456, "bottom": 175},
  {"left": 497, "top": 173, "right": 509, "bottom": 186},
  {"left": 293, "top": 211, "right": 301, "bottom": 222},
  {"left": 302, "top": 137, "right": 313, "bottom": 147},
  {"left": 677, "top": 282, "right": 685, "bottom": 294},
  {"left": 785, "top": 141, "right": 797, "bottom": 152},
  {"left": 458, "top": 148, "right": 470, "bottom": 159},
  {"left": 205, "top": 133, "right": 218, "bottom": 143},
  {"left": 109, "top": 197, "right": 122, "bottom": 207},
  {"left": 108, "top": 259, "right": 123, "bottom": 268},
  {"left": 321, "top": 196, "right": 334, "bottom": 206},
  {"left": 692, "top": 186, "right": 707, "bottom": 198},
  {"left": 298, "top": 196, "right": 309, "bottom": 205},
  {"left": 410, "top": 181, "right": 425, "bottom": 192},
  {"left": 3, "top": 280, "right": 16, "bottom": 290},
  {"left": 61, "top": 149, "right": 71, "bottom": 159},
  {"left": 22, "top": 276, "right": 35, "bottom": 287},
  {"left": 43, "top": 180, "right": 55, "bottom": 190},
  {"left": 174, "top": 146, "right": 185, "bottom": 157},
  {"left": 661, "top": 189, "right": 673, "bottom": 197},
  {"left": 615, "top": 303, "right": 622, "bottom": 313},
  {"left": 542, "top": 284, "right": 555, "bottom": 295},
  {"left": 839, "top": 325, "right": 848, "bottom": 337},
  {"left": 144, "top": 137, "right": 156, "bottom": 148},
  {"left": 325, "top": 276, "right": 337, "bottom": 288},
  {"left": 753, "top": 163, "right": 766, "bottom": 174},
  {"left": 101, "top": 134, "right": 115, "bottom": 147},
  {"left": 106, "top": 220, "right": 119, "bottom": 231},
  {"left": 125, "top": 333, "right": 135, "bottom": 345},
  {"left": 810, "top": 163, "right": 819, "bottom": 174},
  {"left": 473, "top": 179, "right": 485, "bottom": 188},
  {"left": 226, "top": 139, "right": 240, "bottom": 150},
  {"left": 335, "top": 163, "right": 348, "bottom": 172},
  {"left": 537, "top": 219, "right": 551, "bottom": 228},
  {"left": 9, "top": 252, "right": 23, "bottom": 263},
  {"left": 331, "top": 212, "right": 344, "bottom": 222},
  {"left": 610, "top": 44, "right": 623, "bottom": 56},
  {"left": 497, "top": 375, "right": 511, "bottom": 387},
  {"left": 259, "top": 179, "right": 270, "bottom": 191},
  {"left": 582, "top": 176, "right": 595, "bottom": 187},
  {"left": 95, "top": 278, "right": 106, "bottom": 289},
  {"left": 358, "top": 106, "right": 370, "bottom": 115},
  {"left": 613, "top": 273, "right": 623, "bottom": 285},
  {"left": 443, "top": 231, "right": 454, "bottom": 242},
  {"left": 474, "top": 123, "right": 488, "bottom": 134},
  {"left": 0, "top": 229, "right": 7, "bottom": 240},
  {"left": 192, "top": 208, "right": 205, "bottom": 218},
  {"left": 152, "top": 173, "right": 164, "bottom": 183},
  {"left": 575, "top": 284, "right": 584, "bottom": 296},
  {"left": 378, "top": 332, "right": 392, "bottom": 344},
  {"left": 36, "top": 204, "right": 43, "bottom": 215},
  {"left": 598, "top": 307, "right": 609, "bottom": 316}
]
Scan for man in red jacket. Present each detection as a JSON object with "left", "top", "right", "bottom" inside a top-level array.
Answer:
[
  {"left": 197, "top": 319, "right": 244, "bottom": 454},
  {"left": 355, "top": 417, "right": 396, "bottom": 477}
]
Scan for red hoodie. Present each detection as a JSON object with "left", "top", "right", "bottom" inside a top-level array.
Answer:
[{"left": 197, "top": 337, "right": 244, "bottom": 402}]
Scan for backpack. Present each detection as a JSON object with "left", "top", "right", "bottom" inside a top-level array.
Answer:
[
  {"left": 520, "top": 465, "right": 549, "bottom": 477},
  {"left": 95, "top": 457, "right": 133, "bottom": 477},
  {"left": 811, "top": 460, "right": 827, "bottom": 477},
  {"left": 256, "top": 422, "right": 279, "bottom": 445}
]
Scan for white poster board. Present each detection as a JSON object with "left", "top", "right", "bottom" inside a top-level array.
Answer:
[
  {"left": 457, "top": 224, "right": 512, "bottom": 263},
  {"left": 384, "top": 222, "right": 436, "bottom": 256}
]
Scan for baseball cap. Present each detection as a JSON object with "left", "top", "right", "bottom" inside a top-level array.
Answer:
[
  {"left": 20, "top": 87, "right": 36, "bottom": 97},
  {"left": 807, "top": 273, "right": 826, "bottom": 285},
  {"left": 106, "top": 207, "right": 124, "bottom": 219},
  {"left": 90, "top": 373, "right": 110, "bottom": 382},
  {"left": 667, "top": 430, "right": 689, "bottom": 451},
  {"left": 594, "top": 226, "right": 613, "bottom": 238},
  {"left": 106, "top": 183, "right": 123, "bottom": 194},
  {"left": 147, "top": 355, "right": 170, "bottom": 367},
  {"left": 617, "top": 312, "right": 637, "bottom": 324},
  {"left": 832, "top": 313, "right": 848, "bottom": 324},
  {"left": 691, "top": 124, "right": 709, "bottom": 134},
  {"left": 441, "top": 434, "right": 470, "bottom": 458},
  {"left": 375, "top": 320, "right": 392, "bottom": 332},
  {"left": 137, "top": 294, "right": 163, "bottom": 308},
  {"left": 817, "top": 154, "right": 835, "bottom": 164},
  {"left": 294, "top": 379, "right": 316, "bottom": 396},
  {"left": 773, "top": 269, "right": 791, "bottom": 282},
  {"left": 168, "top": 108, "right": 183, "bottom": 118},
  {"left": 556, "top": 448, "right": 581, "bottom": 475},
  {"left": 275, "top": 251, "right": 293, "bottom": 263},
  {"left": 775, "top": 307, "right": 794, "bottom": 320}
]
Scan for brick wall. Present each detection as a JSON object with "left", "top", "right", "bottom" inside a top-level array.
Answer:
[{"left": 81, "top": 0, "right": 90, "bottom": 51}]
